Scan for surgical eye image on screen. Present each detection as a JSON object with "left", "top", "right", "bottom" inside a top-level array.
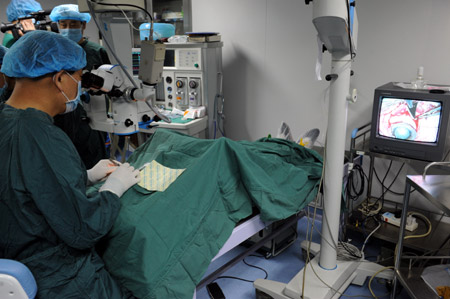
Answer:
[{"left": 378, "top": 98, "right": 442, "bottom": 142}]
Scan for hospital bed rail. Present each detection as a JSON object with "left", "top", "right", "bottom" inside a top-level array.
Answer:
[{"left": 196, "top": 210, "right": 305, "bottom": 291}]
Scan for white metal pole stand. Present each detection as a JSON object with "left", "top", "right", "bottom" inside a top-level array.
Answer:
[
  {"left": 254, "top": 53, "right": 360, "bottom": 299},
  {"left": 254, "top": 52, "right": 393, "bottom": 299},
  {"left": 253, "top": 1, "right": 396, "bottom": 297},
  {"left": 279, "top": 52, "right": 364, "bottom": 299},
  {"left": 320, "top": 52, "right": 351, "bottom": 270}
]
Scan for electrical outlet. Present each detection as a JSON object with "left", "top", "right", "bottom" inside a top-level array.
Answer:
[{"left": 382, "top": 212, "right": 418, "bottom": 232}]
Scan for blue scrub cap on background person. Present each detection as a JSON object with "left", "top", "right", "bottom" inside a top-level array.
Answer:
[
  {"left": 0, "top": 46, "right": 8, "bottom": 65},
  {"left": 6, "top": 0, "right": 42, "bottom": 22},
  {"left": 1, "top": 31, "right": 86, "bottom": 78},
  {"left": 50, "top": 4, "right": 91, "bottom": 23}
]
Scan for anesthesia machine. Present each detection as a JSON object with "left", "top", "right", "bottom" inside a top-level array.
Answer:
[{"left": 151, "top": 41, "right": 224, "bottom": 138}]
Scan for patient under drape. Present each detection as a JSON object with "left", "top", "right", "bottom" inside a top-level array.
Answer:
[{"left": 92, "top": 129, "right": 323, "bottom": 299}]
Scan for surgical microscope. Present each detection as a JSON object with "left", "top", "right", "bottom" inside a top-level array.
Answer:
[
  {"left": 79, "top": 0, "right": 223, "bottom": 143},
  {"left": 81, "top": 40, "right": 170, "bottom": 136}
]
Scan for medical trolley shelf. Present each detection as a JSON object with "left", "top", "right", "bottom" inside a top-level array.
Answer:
[
  {"left": 391, "top": 175, "right": 450, "bottom": 299},
  {"left": 349, "top": 123, "right": 431, "bottom": 201},
  {"left": 347, "top": 123, "right": 450, "bottom": 253}
]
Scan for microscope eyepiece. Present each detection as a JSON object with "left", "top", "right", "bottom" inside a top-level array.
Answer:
[{"left": 81, "top": 72, "right": 105, "bottom": 90}]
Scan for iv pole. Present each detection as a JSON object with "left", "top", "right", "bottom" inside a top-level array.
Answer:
[{"left": 254, "top": 1, "right": 394, "bottom": 298}]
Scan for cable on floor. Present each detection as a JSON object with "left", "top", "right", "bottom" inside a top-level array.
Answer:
[
  {"left": 368, "top": 266, "right": 394, "bottom": 299},
  {"left": 213, "top": 255, "right": 268, "bottom": 284}
]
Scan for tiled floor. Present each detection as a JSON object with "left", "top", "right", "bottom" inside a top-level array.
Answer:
[{"left": 196, "top": 216, "right": 412, "bottom": 299}]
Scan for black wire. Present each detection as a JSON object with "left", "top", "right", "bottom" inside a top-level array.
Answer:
[
  {"left": 380, "top": 160, "right": 393, "bottom": 206},
  {"left": 345, "top": 0, "right": 356, "bottom": 58},
  {"left": 339, "top": 240, "right": 362, "bottom": 259},
  {"left": 215, "top": 276, "right": 255, "bottom": 283},
  {"left": 373, "top": 166, "right": 404, "bottom": 196},
  {"left": 372, "top": 162, "right": 405, "bottom": 209},
  {"left": 214, "top": 94, "right": 226, "bottom": 137},
  {"left": 377, "top": 161, "right": 395, "bottom": 198},
  {"left": 242, "top": 258, "right": 268, "bottom": 279},
  {"left": 358, "top": 163, "right": 370, "bottom": 181},
  {"left": 346, "top": 164, "right": 366, "bottom": 201},
  {"left": 417, "top": 244, "right": 450, "bottom": 268},
  {"left": 417, "top": 231, "right": 450, "bottom": 268},
  {"left": 88, "top": 1, "right": 153, "bottom": 22},
  {"left": 373, "top": 161, "right": 419, "bottom": 200},
  {"left": 363, "top": 161, "right": 395, "bottom": 219},
  {"left": 214, "top": 256, "right": 268, "bottom": 284}
]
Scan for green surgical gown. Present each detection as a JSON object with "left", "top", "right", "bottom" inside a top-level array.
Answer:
[
  {"left": 53, "top": 38, "right": 111, "bottom": 170},
  {"left": 80, "top": 39, "right": 111, "bottom": 72},
  {"left": 53, "top": 104, "right": 107, "bottom": 169},
  {"left": 1, "top": 35, "right": 109, "bottom": 169},
  {"left": 0, "top": 103, "right": 127, "bottom": 298},
  {"left": 0, "top": 88, "right": 12, "bottom": 103},
  {"left": 2, "top": 33, "right": 15, "bottom": 48}
]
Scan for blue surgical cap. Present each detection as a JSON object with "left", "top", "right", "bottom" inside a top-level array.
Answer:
[
  {"left": 50, "top": 4, "right": 91, "bottom": 23},
  {"left": 6, "top": 0, "right": 42, "bottom": 22},
  {"left": 1, "top": 31, "right": 86, "bottom": 78},
  {"left": 0, "top": 46, "right": 8, "bottom": 65}
]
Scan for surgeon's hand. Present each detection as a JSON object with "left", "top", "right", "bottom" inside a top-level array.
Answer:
[
  {"left": 87, "top": 159, "right": 120, "bottom": 185},
  {"left": 99, "top": 163, "right": 141, "bottom": 197}
]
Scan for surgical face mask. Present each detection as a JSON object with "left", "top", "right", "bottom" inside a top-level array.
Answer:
[
  {"left": 54, "top": 71, "right": 82, "bottom": 114},
  {"left": 59, "top": 28, "right": 83, "bottom": 43}
]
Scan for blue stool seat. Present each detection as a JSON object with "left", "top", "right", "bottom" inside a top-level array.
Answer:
[{"left": 0, "top": 259, "right": 37, "bottom": 299}]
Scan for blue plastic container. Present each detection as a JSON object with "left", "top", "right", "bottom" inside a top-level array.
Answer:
[{"left": 139, "top": 23, "right": 175, "bottom": 41}]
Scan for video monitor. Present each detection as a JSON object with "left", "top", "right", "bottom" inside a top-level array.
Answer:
[{"left": 377, "top": 97, "right": 442, "bottom": 143}]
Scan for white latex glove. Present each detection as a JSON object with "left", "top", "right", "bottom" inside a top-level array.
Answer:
[
  {"left": 99, "top": 163, "right": 141, "bottom": 197},
  {"left": 87, "top": 159, "right": 120, "bottom": 185}
]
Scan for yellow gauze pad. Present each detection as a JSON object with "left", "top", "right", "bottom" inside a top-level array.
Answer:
[{"left": 138, "top": 160, "right": 185, "bottom": 192}]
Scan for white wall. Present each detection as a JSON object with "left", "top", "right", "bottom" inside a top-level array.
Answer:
[
  {"left": 192, "top": 0, "right": 450, "bottom": 216},
  {"left": 192, "top": 0, "right": 331, "bottom": 142},
  {"left": 192, "top": 0, "right": 450, "bottom": 144}
]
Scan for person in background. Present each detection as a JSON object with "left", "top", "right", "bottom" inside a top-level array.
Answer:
[
  {"left": 0, "top": 46, "right": 15, "bottom": 102},
  {"left": 2, "top": 0, "right": 42, "bottom": 48},
  {"left": 49, "top": 4, "right": 111, "bottom": 169},
  {"left": 0, "top": 30, "right": 140, "bottom": 298},
  {"left": 50, "top": 4, "right": 110, "bottom": 72}
]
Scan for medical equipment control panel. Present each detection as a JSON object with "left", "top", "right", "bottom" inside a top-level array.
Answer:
[
  {"left": 164, "top": 76, "right": 202, "bottom": 110},
  {"left": 156, "top": 42, "right": 223, "bottom": 138},
  {"left": 175, "top": 77, "right": 188, "bottom": 109},
  {"left": 178, "top": 49, "right": 201, "bottom": 69},
  {"left": 188, "top": 78, "right": 201, "bottom": 107}
]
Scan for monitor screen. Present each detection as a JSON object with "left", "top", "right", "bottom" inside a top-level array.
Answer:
[
  {"left": 132, "top": 48, "right": 175, "bottom": 75},
  {"left": 132, "top": 49, "right": 141, "bottom": 76},
  {"left": 164, "top": 50, "right": 175, "bottom": 67},
  {"left": 378, "top": 97, "right": 442, "bottom": 143}
]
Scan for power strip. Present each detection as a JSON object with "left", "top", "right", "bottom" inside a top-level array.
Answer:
[{"left": 382, "top": 212, "right": 418, "bottom": 232}]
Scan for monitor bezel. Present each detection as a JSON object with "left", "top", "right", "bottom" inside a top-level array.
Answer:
[{"left": 369, "top": 82, "right": 450, "bottom": 162}]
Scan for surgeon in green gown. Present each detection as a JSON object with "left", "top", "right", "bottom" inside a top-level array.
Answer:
[{"left": 0, "top": 31, "right": 140, "bottom": 298}]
